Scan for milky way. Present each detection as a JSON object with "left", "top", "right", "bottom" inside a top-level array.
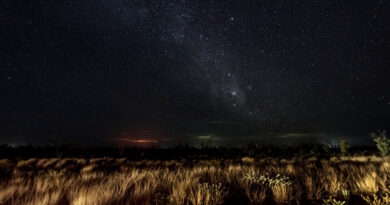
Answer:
[{"left": 1, "top": 0, "right": 389, "bottom": 145}]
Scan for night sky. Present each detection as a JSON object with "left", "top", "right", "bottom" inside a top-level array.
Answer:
[{"left": 1, "top": 0, "right": 389, "bottom": 146}]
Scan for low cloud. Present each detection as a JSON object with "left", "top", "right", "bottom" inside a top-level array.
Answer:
[{"left": 195, "top": 135, "right": 223, "bottom": 141}]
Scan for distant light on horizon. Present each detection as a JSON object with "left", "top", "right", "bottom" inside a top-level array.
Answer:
[
  {"left": 114, "top": 138, "right": 160, "bottom": 143},
  {"left": 129, "top": 139, "right": 159, "bottom": 143}
]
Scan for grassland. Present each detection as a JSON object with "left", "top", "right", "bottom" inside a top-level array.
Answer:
[{"left": 1, "top": 156, "right": 390, "bottom": 204}]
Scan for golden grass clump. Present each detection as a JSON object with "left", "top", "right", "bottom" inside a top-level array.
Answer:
[
  {"left": 188, "top": 183, "right": 228, "bottom": 205},
  {"left": 354, "top": 171, "right": 380, "bottom": 194},
  {"left": 1, "top": 156, "right": 390, "bottom": 204},
  {"left": 361, "top": 193, "right": 390, "bottom": 205},
  {"left": 241, "top": 157, "right": 255, "bottom": 164}
]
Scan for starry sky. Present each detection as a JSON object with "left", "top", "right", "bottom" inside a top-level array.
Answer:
[{"left": 1, "top": 0, "right": 389, "bottom": 146}]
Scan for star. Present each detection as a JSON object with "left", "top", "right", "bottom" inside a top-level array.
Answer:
[{"left": 1, "top": 0, "right": 388, "bottom": 146}]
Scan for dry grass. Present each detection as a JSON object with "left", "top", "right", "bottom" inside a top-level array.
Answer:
[{"left": 0, "top": 157, "right": 390, "bottom": 204}]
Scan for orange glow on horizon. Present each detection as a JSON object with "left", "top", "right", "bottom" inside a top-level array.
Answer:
[
  {"left": 128, "top": 139, "right": 159, "bottom": 143},
  {"left": 112, "top": 129, "right": 171, "bottom": 147},
  {"left": 114, "top": 137, "right": 161, "bottom": 144}
]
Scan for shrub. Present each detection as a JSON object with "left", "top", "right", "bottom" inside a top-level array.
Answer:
[
  {"left": 241, "top": 172, "right": 293, "bottom": 203},
  {"left": 322, "top": 196, "right": 346, "bottom": 205},
  {"left": 188, "top": 183, "right": 228, "bottom": 205},
  {"left": 339, "top": 139, "right": 350, "bottom": 156},
  {"left": 240, "top": 172, "right": 268, "bottom": 204},
  {"left": 242, "top": 172, "right": 292, "bottom": 186},
  {"left": 341, "top": 189, "right": 350, "bottom": 200},
  {"left": 361, "top": 193, "right": 390, "bottom": 205},
  {"left": 371, "top": 130, "right": 390, "bottom": 156},
  {"left": 322, "top": 144, "right": 331, "bottom": 154}
]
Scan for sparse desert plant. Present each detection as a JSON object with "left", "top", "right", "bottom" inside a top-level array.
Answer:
[
  {"left": 339, "top": 139, "right": 350, "bottom": 157},
  {"left": 361, "top": 193, "right": 390, "bottom": 205},
  {"left": 321, "top": 165, "right": 346, "bottom": 196},
  {"left": 354, "top": 171, "right": 379, "bottom": 194},
  {"left": 371, "top": 130, "right": 390, "bottom": 156},
  {"left": 242, "top": 157, "right": 255, "bottom": 164},
  {"left": 240, "top": 172, "right": 268, "bottom": 204},
  {"left": 322, "top": 196, "right": 346, "bottom": 205},
  {"left": 341, "top": 189, "right": 350, "bottom": 200},
  {"left": 242, "top": 172, "right": 292, "bottom": 186},
  {"left": 240, "top": 179, "right": 267, "bottom": 204},
  {"left": 271, "top": 181, "right": 294, "bottom": 203},
  {"left": 169, "top": 170, "right": 198, "bottom": 204},
  {"left": 322, "top": 143, "right": 331, "bottom": 154},
  {"left": 304, "top": 174, "right": 326, "bottom": 200},
  {"left": 188, "top": 183, "right": 228, "bottom": 205},
  {"left": 2, "top": 156, "right": 390, "bottom": 204},
  {"left": 241, "top": 172, "right": 293, "bottom": 204}
]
